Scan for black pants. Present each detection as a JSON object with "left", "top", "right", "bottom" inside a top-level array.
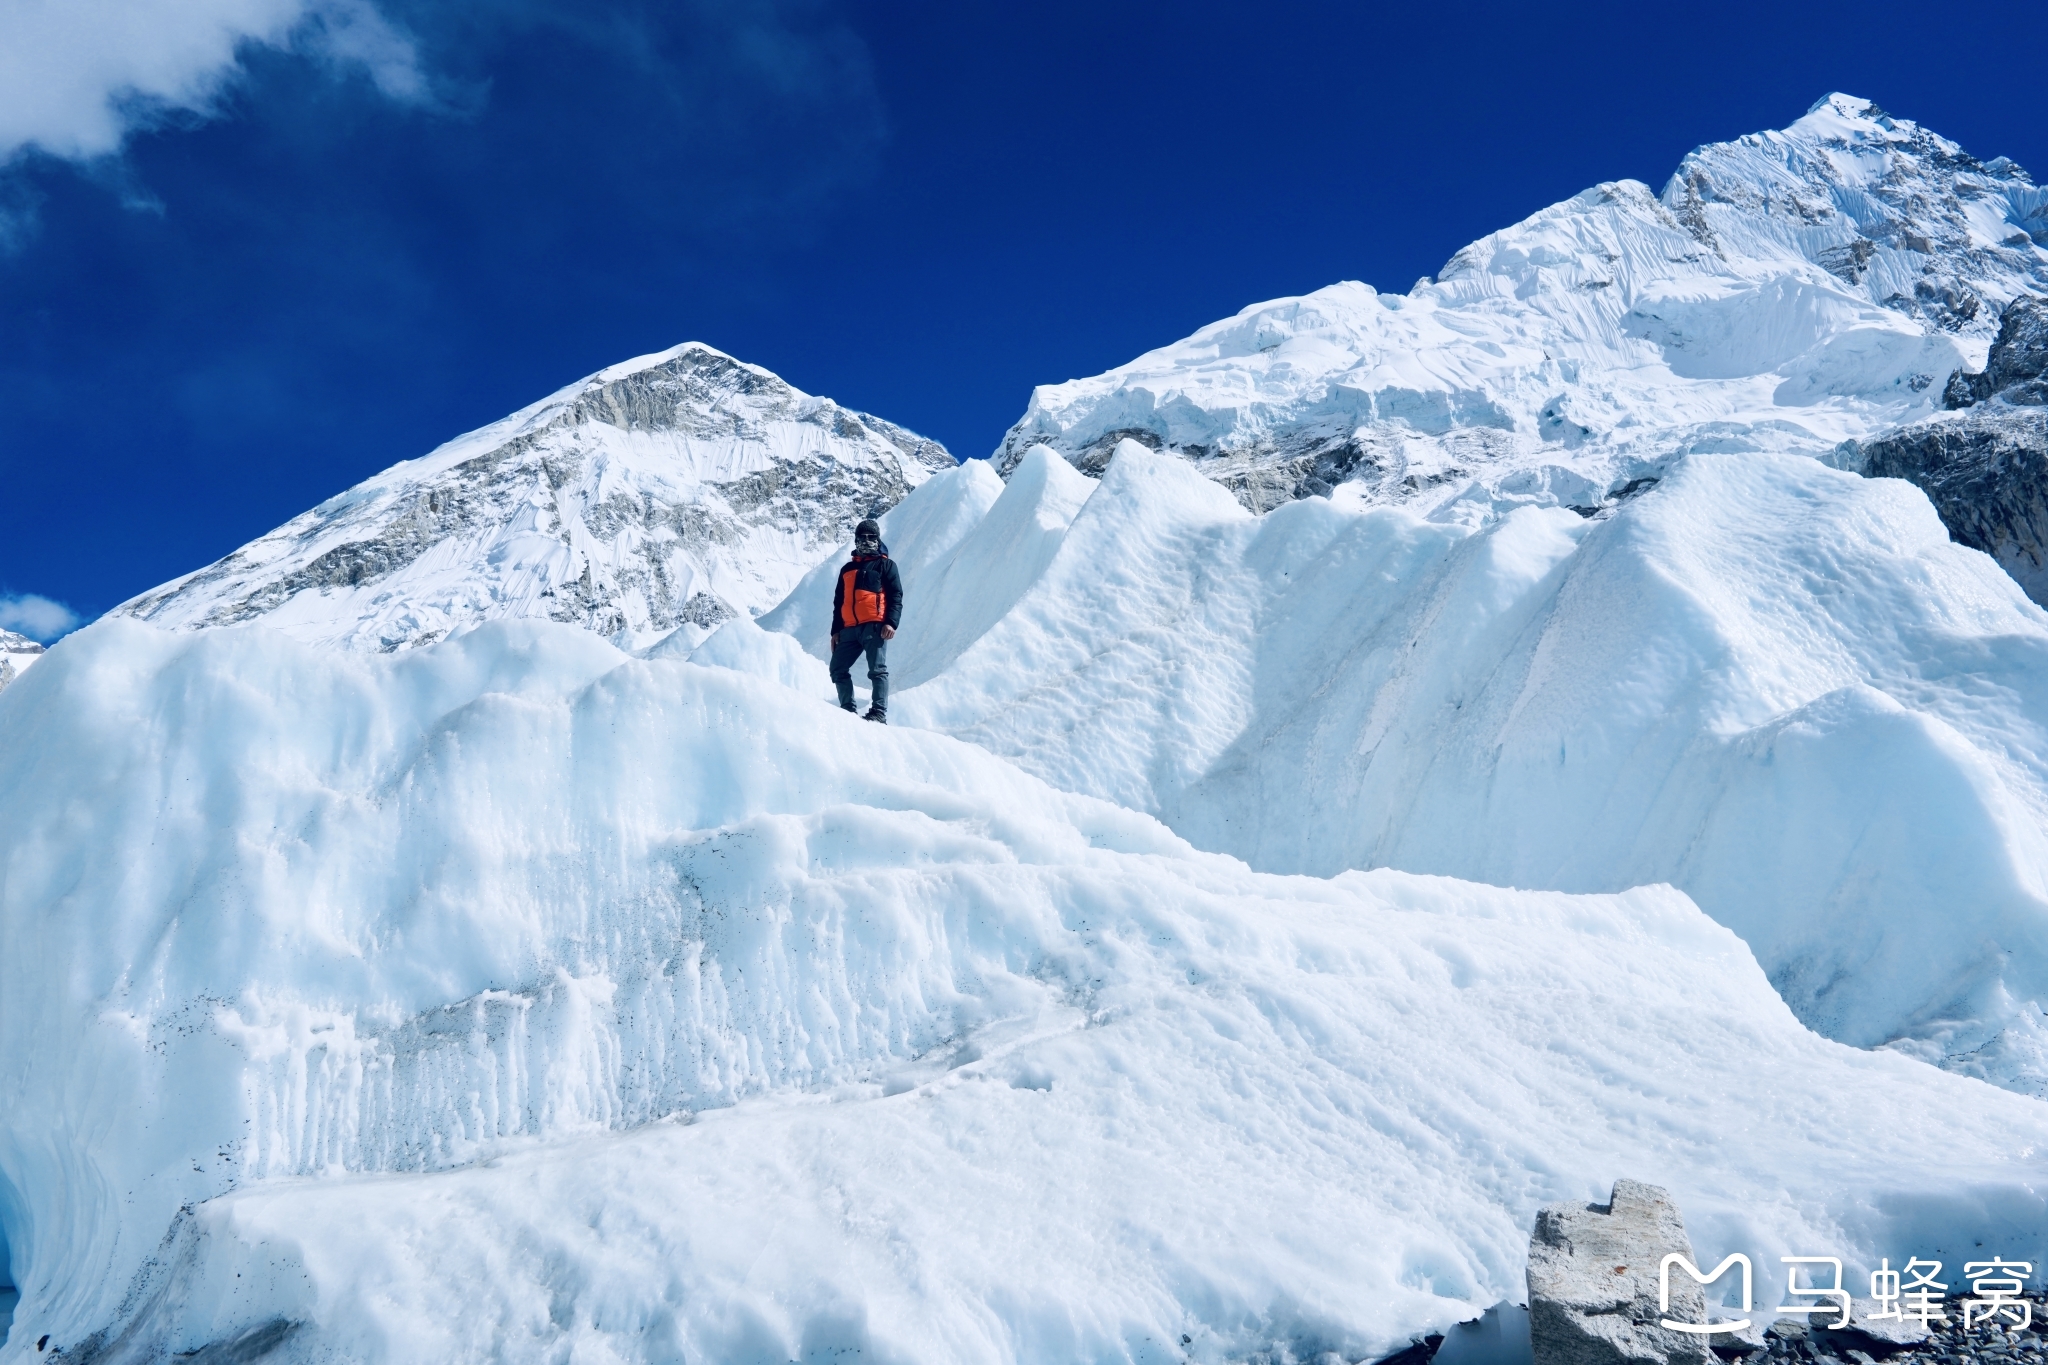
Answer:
[{"left": 830, "top": 623, "right": 889, "bottom": 714}]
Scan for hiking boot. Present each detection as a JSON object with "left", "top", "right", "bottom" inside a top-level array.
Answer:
[{"left": 864, "top": 708, "right": 887, "bottom": 724}]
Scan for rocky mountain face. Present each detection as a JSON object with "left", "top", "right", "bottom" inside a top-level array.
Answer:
[
  {"left": 1864, "top": 294, "right": 2048, "bottom": 602},
  {"left": 115, "top": 344, "right": 955, "bottom": 652},
  {"left": 1942, "top": 291, "right": 2048, "bottom": 407},
  {"left": 994, "top": 95, "right": 2048, "bottom": 520},
  {"left": 0, "top": 630, "right": 44, "bottom": 694}
]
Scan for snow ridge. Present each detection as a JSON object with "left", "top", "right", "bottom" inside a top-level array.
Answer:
[
  {"left": 113, "top": 343, "right": 955, "bottom": 653},
  {"left": 3, "top": 618, "right": 2044, "bottom": 1363},
  {"left": 995, "top": 95, "right": 2048, "bottom": 517},
  {"left": 744, "top": 437, "right": 2048, "bottom": 1095}
]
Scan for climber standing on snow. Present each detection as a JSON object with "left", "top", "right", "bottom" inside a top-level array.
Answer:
[{"left": 830, "top": 518, "right": 902, "bottom": 723}]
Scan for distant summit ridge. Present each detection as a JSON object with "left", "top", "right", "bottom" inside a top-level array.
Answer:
[
  {"left": 118, "top": 343, "right": 954, "bottom": 652},
  {"left": 0, "top": 629, "right": 43, "bottom": 693},
  {"left": 996, "top": 94, "right": 2048, "bottom": 517},
  {"left": 1660, "top": 92, "right": 2044, "bottom": 332},
  {"left": 111, "top": 96, "right": 2048, "bottom": 651}
]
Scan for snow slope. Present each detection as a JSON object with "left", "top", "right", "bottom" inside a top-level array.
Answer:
[
  {"left": 747, "top": 442, "right": 2048, "bottom": 1092},
  {"left": 113, "top": 343, "right": 955, "bottom": 653},
  {"left": 2, "top": 619, "right": 2045, "bottom": 1364},
  {"left": 996, "top": 96, "right": 2048, "bottom": 515}
]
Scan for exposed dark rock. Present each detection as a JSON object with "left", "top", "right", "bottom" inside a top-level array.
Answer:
[
  {"left": 1913, "top": 279, "right": 1982, "bottom": 333},
  {"left": 1790, "top": 1295, "right": 2046, "bottom": 1365},
  {"left": 1944, "top": 296, "right": 2048, "bottom": 409},
  {"left": 1870, "top": 295, "right": 2048, "bottom": 605},
  {"left": 1946, "top": 369, "right": 1994, "bottom": 409},
  {"left": 172, "top": 1317, "right": 301, "bottom": 1364},
  {"left": 1865, "top": 407, "right": 2048, "bottom": 604},
  {"left": 1819, "top": 239, "right": 1878, "bottom": 284},
  {"left": 1064, "top": 427, "right": 1165, "bottom": 477},
  {"left": 1570, "top": 476, "right": 1665, "bottom": 519},
  {"left": 1000, "top": 419, "right": 1519, "bottom": 516},
  {"left": 675, "top": 592, "right": 735, "bottom": 628}
]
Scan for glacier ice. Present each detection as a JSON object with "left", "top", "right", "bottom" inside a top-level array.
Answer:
[
  {"left": 2, "top": 619, "right": 2045, "bottom": 1362},
  {"left": 737, "top": 441, "right": 2048, "bottom": 1094}
]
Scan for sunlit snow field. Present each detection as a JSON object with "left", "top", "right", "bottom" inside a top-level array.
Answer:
[
  {"left": 2, "top": 617, "right": 2045, "bottom": 1361},
  {"left": 5, "top": 92, "right": 2048, "bottom": 1365}
]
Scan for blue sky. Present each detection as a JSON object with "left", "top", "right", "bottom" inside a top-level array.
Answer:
[{"left": 2, "top": 0, "right": 2044, "bottom": 634}]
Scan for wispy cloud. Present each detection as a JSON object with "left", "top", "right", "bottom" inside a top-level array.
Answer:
[
  {"left": 0, "top": 0, "right": 427, "bottom": 166},
  {"left": 0, "top": 0, "right": 884, "bottom": 251},
  {"left": 0, "top": 593, "right": 83, "bottom": 641}
]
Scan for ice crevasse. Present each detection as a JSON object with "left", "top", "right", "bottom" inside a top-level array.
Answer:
[{"left": 3, "top": 617, "right": 2047, "bottom": 1361}]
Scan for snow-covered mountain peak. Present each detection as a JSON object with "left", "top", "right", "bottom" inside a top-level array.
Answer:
[
  {"left": 1665, "top": 93, "right": 2047, "bottom": 338},
  {"left": 0, "top": 628, "right": 43, "bottom": 694},
  {"left": 997, "top": 95, "right": 2048, "bottom": 515},
  {"left": 115, "top": 341, "right": 954, "bottom": 652}
]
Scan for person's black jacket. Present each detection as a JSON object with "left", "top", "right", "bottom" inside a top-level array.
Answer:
[{"left": 831, "top": 546, "right": 903, "bottom": 633}]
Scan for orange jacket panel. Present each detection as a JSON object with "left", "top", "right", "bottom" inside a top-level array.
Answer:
[{"left": 839, "top": 568, "right": 887, "bottom": 626}]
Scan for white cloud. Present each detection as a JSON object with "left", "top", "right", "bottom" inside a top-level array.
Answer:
[
  {"left": 0, "top": 0, "right": 425, "bottom": 165},
  {"left": 0, "top": 593, "right": 83, "bottom": 640}
]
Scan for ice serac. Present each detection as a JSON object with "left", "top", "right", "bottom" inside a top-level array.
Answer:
[
  {"left": 1526, "top": 1180, "right": 1709, "bottom": 1365},
  {"left": 753, "top": 444, "right": 1098, "bottom": 690},
  {"left": 993, "top": 95, "right": 2048, "bottom": 519},
  {"left": 1863, "top": 294, "right": 2048, "bottom": 602},
  {"left": 750, "top": 455, "right": 1006, "bottom": 665},
  {"left": 3, "top": 620, "right": 2046, "bottom": 1363},
  {"left": 872, "top": 443, "right": 2048, "bottom": 1093},
  {"left": 113, "top": 343, "right": 955, "bottom": 653}
]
